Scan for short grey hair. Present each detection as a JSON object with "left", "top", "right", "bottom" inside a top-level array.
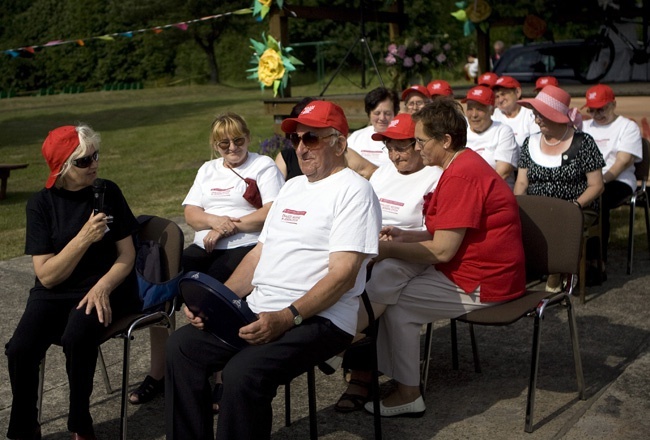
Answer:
[{"left": 56, "top": 124, "right": 101, "bottom": 188}]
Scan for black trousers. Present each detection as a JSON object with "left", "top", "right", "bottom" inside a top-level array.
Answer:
[
  {"left": 165, "top": 316, "right": 352, "bottom": 440},
  {"left": 182, "top": 244, "right": 255, "bottom": 282},
  {"left": 5, "top": 292, "right": 136, "bottom": 438},
  {"left": 587, "top": 180, "right": 633, "bottom": 262}
]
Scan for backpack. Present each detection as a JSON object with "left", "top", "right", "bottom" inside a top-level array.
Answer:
[{"left": 135, "top": 216, "right": 183, "bottom": 312}]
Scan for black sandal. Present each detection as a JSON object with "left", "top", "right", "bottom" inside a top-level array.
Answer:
[
  {"left": 212, "top": 382, "right": 223, "bottom": 414},
  {"left": 334, "top": 379, "right": 370, "bottom": 413},
  {"left": 128, "top": 375, "right": 164, "bottom": 405}
]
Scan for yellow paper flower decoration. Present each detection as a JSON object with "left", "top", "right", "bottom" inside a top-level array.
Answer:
[
  {"left": 258, "top": 48, "right": 285, "bottom": 86},
  {"left": 465, "top": 0, "right": 491, "bottom": 24},
  {"left": 247, "top": 34, "right": 303, "bottom": 97}
]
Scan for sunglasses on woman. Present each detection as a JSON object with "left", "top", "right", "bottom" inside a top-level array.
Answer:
[
  {"left": 72, "top": 151, "right": 99, "bottom": 168},
  {"left": 216, "top": 137, "right": 247, "bottom": 150},
  {"left": 289, "top": 132, "right": 337, "bottom": 150}
]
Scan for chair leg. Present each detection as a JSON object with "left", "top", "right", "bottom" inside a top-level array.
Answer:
[
  {"left": 627, "top": 197, "right": 637, "bottom": 275},
  {"left": 284, "top": 381, "right": 291, "bottom": 427},
  {"left": 566, "top": 296, "right": 586, "bottom": 400},
  {"left": 97, "top": 346, "right": 114, "bottom": 394},
  {"left": 451, "top": 320, "right": 459, "bottom": 370},
  {"left": 370, "top": 366, "right": 382, "bottom": 440},
  {"left": 119, "top": 335, "right": 133, "bottom": 440},
  {"left": 641, "top": 193, "right": 650, "bottom": 260},
  {"left": 307, "top": 369, "right": 317, "bottom": 440},
  {"left": 421, "top": 323, "right": 433, "bottom": 393},
  {"left": 579, "top": 238, "right": 587, "bottom": 304},
  {"left": 525, "top": 316, "right": 543, "bottom": 433},
  {"left": 468, "top": 323, "right": 481, "bottom": 374},
  {"left": 37, "top": 356, "right": 46, "bottom": 424}
]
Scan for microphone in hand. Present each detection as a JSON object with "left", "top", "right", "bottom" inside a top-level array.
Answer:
[{"left": 92, "top": 178, "right": 113, "bottom": 223}]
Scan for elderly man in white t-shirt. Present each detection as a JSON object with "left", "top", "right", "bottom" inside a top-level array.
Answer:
[
  {"left": 165, "top": 101, "right": 382, "bottom": 440},
  {"left": 582, "top": 84, "right": 643, "bottom": 278},
  {"left": 462, "top": 86, "right": 518, "bottom": 188}
]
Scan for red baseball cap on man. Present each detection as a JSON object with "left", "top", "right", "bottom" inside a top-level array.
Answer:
[
  {"left": 281, "top": 100, "right": 349, "bottom": 136},
  {"left": 42, "top": 125, "right": 80, "bottom": 189},
  {"left": 494, "top": 76, "right": 521, "bottom": 90},
  {"left": 371, "top": 113, "right": 416, "bottom": 141},
  {"left": 477, "top": 72, "right": 498, "bottom": 88},
  {"left": 534, "top": 76, "right": 559, "bottom": 91},
  {"left": 426, "top": 80, "right": 453, "bottom": 97},
  {"left": 400, "top": 84, "right": 431, "bottom": 101},
  {"left": 582, "top": 84, "right": 616, "bottom": 109},
  {"left": 461, "top": 86, "right": 495, "bottom": 107}
]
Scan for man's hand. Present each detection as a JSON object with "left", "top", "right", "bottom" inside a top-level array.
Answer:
[
  {"left": 239, "top": 309, "right": 293, "bottom": 345},
  {"left": 183, "top": 305, "right": 205, "bottom": 330}
]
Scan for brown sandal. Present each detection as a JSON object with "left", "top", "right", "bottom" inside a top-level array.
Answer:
[{"left": 334, "top": 379, "right": 370, "bottom": 413}]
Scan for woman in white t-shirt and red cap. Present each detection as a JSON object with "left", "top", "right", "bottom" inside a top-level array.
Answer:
[
  {"left": 462, "top": 85, "right": 519, "bottom": 188},
  {"left": 581, "top": 84, "right": 643, "bottom": 280},
  {"left": 492, "top": 75, "right": 540, "bottom": 148}
]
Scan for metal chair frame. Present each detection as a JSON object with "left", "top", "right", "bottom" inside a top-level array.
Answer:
[
  {"left": 37, "top": 215, "right": 183, "bottom": 440},
  {"left": 421, "top": 195, "right": 586, "bottom": 433},
  {"left": 284, "top": 291, "right": 382, "bottom": 440}
]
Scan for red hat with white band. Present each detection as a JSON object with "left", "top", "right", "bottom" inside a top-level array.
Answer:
[{"left": 517, "top": 85, "right": 571, "bottom": 124}]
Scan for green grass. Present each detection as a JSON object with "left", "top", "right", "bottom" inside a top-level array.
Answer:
[
  {"left": 3, "top": 78, "right": 645, "bottom": 261},
  {"left": 0, "top": 76, "right": 394, "bottom": 260}
]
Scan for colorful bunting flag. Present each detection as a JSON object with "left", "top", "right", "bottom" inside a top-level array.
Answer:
[{"left": 2, "top": 8, "right": 253, "bottom": 58}]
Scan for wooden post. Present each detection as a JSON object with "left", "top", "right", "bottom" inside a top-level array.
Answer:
[
  {"left": 476, "top": 26, "right": 490, "bottom": 74},
  {"left": 269, "top": 8, "right": 291, "bottom": 97}
]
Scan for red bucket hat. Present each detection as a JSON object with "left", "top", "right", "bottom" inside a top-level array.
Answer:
[
  {"left": 426, "top": 80, "right": 453, "bottom": 97},
  {"left": 582, "top": 84, "right": 615, "bottom": 109},
  {"left": 42, "top": 126, "right": 80, "bottom": 189},
  {"left": 534, "top": 76, "right": 559, "bottom": 91},
  {"left": 461, "top": 86, "right": 495, "bottom": 107},
  {"left": 401, "top": 84, "right": 431, "bottom": 101},
  {"left": 371, "top": 114, "right": 416, "bottom": 141},
  {"left": 494, "top": 75, "right": 521, "bottom": 90},
  {"left": 280, "top": 100, "right": 349, "bottom": 137},
  {"left": 477, "top": 72, "right": 498, "bottom": 88},
  {"left": 518, "top": 85, "right": 571, "bottom": 124}
]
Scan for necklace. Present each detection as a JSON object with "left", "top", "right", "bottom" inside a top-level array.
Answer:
[
  {"left": 542, "top": 125, "right": 569, "bottom": 147},
  {"left": 444, "top": 149, "right": 462, "bottom": 169}
]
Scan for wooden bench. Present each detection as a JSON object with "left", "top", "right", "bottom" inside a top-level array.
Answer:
[{"left": 0, "top": 163, "right": 29, "bottom": 200}]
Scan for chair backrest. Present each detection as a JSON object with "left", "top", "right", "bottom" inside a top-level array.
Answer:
[
  {"left": 138, "top": 216, "right": 184, "bottom": 282},
  {"left": 635, "top": 138, "right": 650, "bottom": 184},
  {"left": 516, "top": 195, "right": 583, "bottom": 279}
]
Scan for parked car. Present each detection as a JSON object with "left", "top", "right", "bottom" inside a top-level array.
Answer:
[{"left": 493, "top": 40, "right": 594, "bottom": 84}]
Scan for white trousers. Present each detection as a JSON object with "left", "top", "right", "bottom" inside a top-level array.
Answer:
[{"left": 368, "top": 260, "right": 492, "bottom": 386}]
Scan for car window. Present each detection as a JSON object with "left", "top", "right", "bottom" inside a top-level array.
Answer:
[{"left": 504, "top": 50, "right": 543, "bottom": 73}]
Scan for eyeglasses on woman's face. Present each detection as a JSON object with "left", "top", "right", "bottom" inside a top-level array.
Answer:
[
  {"left": 215, "top": 137, "right": 247, "bottom": 150},
  {"left": 414, "top": 137, "right": 434, "bottom": 148},
  {"left": 289, "top": 132, "right": 337, "bottom": 150},
  {"left": 72, "top": 151, "right": 99, "bottom": 168},
  {"left": 383, "top": 139, "right": 416, "bottom": 153}
]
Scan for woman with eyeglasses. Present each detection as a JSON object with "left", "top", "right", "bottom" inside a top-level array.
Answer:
[
  {"left": 128, "top": 112, "right": 284, "bottom": 409},
  {"left": 346, "top": 87, "right": 400, "bottom": 167},
  {"left": 514, "top": 85, "right": 605, "bottom": 291},
  {"left": 6, "top": 124, "right": 140, "bottom": 440},
  {"left": 339, "top": 99, "right": 526, "bottom": 417},
  {"left": 581, "top": 84, "right": 642, "bottom": 283},
  {"left": 401, "top": 84, "right": 431, "bottom": 115}
]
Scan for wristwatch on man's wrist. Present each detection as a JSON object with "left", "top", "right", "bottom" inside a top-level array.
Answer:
[{"left": 287, "top": 304, "right": 303, "bottom": 326}]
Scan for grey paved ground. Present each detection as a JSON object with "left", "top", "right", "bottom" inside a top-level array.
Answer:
[{"left": 1, "top": 214, "right": 649, "bottom": 440}]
